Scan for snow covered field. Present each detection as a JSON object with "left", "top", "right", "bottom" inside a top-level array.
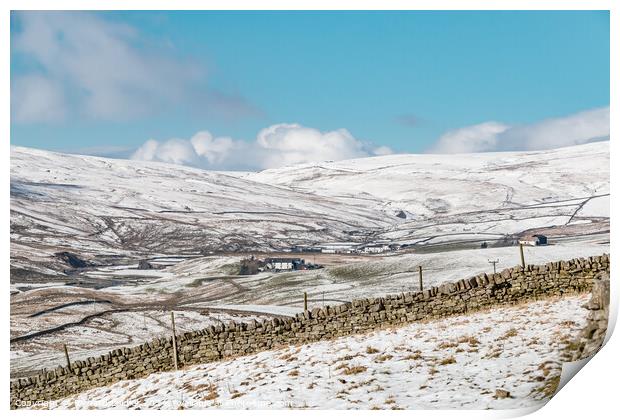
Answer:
[
  {"left": 10, "top": 237, "right": 608, "bottom": 378},
  {"left": 36, "top": 295, "right": 589, "bottom": 410}
]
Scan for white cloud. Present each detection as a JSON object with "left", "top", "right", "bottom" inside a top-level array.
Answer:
[
  {"left": 497, "top": 106, "right": 610, "bottom": 151},
  {"left": 255, "top": 124, "right": 374, "bottom": 168},
  {"left": 11, "top": 11, "right": 203, "bottom": 122},
  {"left": 131, "top": 123, "right": 390, "bottom": 170},
  {"left": 430, "top": 122, "right": 510, "bottom": 154},
  {"left": 11, "top": 74, "right": 67, "bottom": 123},
  {"left": 428, "top": 107, "right": 609, "bottom": 154}
]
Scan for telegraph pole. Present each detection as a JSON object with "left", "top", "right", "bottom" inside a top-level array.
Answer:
[
  {"left": 488, "top": 259, "right": 499, "bottom": 274},
  {"left": 418, "top": 266, "right": 423, "bottom": 291}
]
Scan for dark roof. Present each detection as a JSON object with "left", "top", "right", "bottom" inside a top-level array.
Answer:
[{"left": 521, "top": 234, "right": 547, "bottom": 240}]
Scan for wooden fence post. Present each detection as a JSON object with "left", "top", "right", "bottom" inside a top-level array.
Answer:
[
  {"left": 519, "top": 243, "right": 525, "bottom": 268},
  {"left": 63, "top": 344, "right": 71, "bottom": 368},
  {"left": 304, "top": 292, "right": 308, "bottom": 311},
  {"left": 418, "top": 266, "right": 423, "bottom": 291},
  {"left": 171, "top": 311, "right": 179, "bottom": 370}
]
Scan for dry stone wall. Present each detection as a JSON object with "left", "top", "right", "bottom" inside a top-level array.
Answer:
[
  {"left": 564, "top": 272, "right": 610, "bottom": 361},
  {"left": 10, "top": 254, "right": 610, "bottom": 408}
]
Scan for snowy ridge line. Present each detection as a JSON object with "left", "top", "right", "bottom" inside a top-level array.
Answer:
[{"left": 10, "top": 255, "right": 609, "bottom": 408}]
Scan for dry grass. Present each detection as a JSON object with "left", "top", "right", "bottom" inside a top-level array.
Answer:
[
  {"left": 538, "top": 362, "right": 553, "bottom": 377},
  {"left": 201, "top": 383, "right": 219, "bottom": 401},
  {"left": 499, "top": 328, "right": 519, "bottom": 340},
  {"left": 230, "top": 391, "right": 245, "bottom": 399},
  {"left": 458, "top": 335, "right": 481, "bottom": 346},
  {"left": 336, "top": 354, "right": 359, "bottom": 362},
  {"left": 484, "top": 347, "right": 503, "bottom": 359},
  {"left": 400, "top": 352, "right": 422, "bottom": 361},
  {"left": 534, "top": 375, "right": 561, "bottom": 398},
  {"left": 437, "top": 341, "right": 458, "bottom": 349},
  {"left": 366, "top": 346, "right": 380, "bottom": 354},
  {"left": 342, "top": 365, "right": 368, "bottom": 375},
  {"left": 368, "top": 384, "right": 385, "bottom": 393},
  {"left": 335, "top": 362, "right": 349, "bottom": 370},
  {"left": 182, "top": 382, "right": 218, "bottom": 393},
  {"left": 280, "top": 352, "right": 298, "bottom": 362},
  {"left": 439, "top": 356, "right": 456, "bottom": 365},
  {"left": 288, "top": 369, "right": 300, "bottom": 377},
  {"left": 374, "top": 354, "right": 393, "bottom": 362}
]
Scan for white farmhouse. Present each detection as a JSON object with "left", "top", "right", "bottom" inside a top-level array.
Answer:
[
  {"left": 360, "top": 244, "right": 391, "bottom": 254},
  {"left": 318, "top": 242, "right": 360, "bottom": 254},
  {"left": 518, "top": 234, "right": 548, "bottom": 247}
]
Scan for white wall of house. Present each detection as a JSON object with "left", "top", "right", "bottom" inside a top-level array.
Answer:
[{"left": 274, "top": 262, "right": 293, "bottom": 270}]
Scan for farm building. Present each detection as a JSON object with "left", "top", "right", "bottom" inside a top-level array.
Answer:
[
  {"left": 318, "top": 242, "right": 361, "bottom": 254},
  {"left": 359, "top": 244, "right": 391, "bottom": 254},
  {"left": 290, "top": 245, "right": 322, "bottom": 253},
  {"left": 518, "top": 234, "right": 548, "bottom": 246},
  {"left": 265, "top": 258, "right": 305, "bottom": 271}
]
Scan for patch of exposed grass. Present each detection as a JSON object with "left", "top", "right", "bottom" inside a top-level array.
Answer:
[
  {"left": 336, "top": 354, "right": 359, "bottom": 362},
  {"left": 400, "top": 352, "right": 423, "bottom": 361},
  {"left": 335, "top": 362, "right": 349, "bottom": 371},
  {"left": 484, "top": 347, "right": 503, "bottom": 359},
  {"left": 328, "top": 264, "right": 386, "bottom": 281},
  {"left": 343, "top": 365, "right": 367, "bottom": 375},
  {"left": 219, "top": 263, "right": 241, "bottom": 275},
  {"left": 366, "top": 346, "right": 380, "bottom": 354},
  {"left": 500, "top": 328, "right": 519, "bottom": 340},
  {"left": 201, "top": 383, "right": 219, "bottom": 401},
  {"left": 437, "top": 341, "right": 458, "bottom": 349},
  {"left": 230, "top": 391, "right": 245, "bottom": 399},
  {"left": 439, "top": 356, "right": 456, "bottom": 365},
  {"left": 458, "top": 335, "right": 480, "bottom": 346},
  {"left": 535, "top": 375, "right": 560, "bottom": 398},
  {"left": 374, "top": 354, "right": 393, "bottom": 362}
]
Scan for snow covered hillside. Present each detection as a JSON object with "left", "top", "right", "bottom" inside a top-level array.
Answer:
[
  {"left": 38, "top": 295, "right": 589, "bottom": 410},
  {"left": 246, "top": 142, "right": 609, "bottom": 246},
  {"left": 10, "top": 147, "right": 392, "bottom": 279},
  {"left": 10, "top": 142, "right": 609, "bottom": 280},
  {"left": 246, "top": 142, "right": 609, "bottom": 220}
]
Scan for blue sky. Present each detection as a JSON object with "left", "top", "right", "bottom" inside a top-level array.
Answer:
[{"left": 10, "top": 10, "right": 610, "bottom": 169}]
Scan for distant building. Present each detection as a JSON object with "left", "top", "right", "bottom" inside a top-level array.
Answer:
[
  {"left": 360, "top": 244, "right": 391, "bottom": 254},
  {"left": 290, "top": 245, "right": 322, "bottom": 253},
  {"left": 265, "top": 258, "right": 305, "bottom": 271},
  {"left": 318, "top": 242, "right": 361, "bottom": 254},
  {"left": 519, "top": 234, "right": 548, "bottom": 246}
]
